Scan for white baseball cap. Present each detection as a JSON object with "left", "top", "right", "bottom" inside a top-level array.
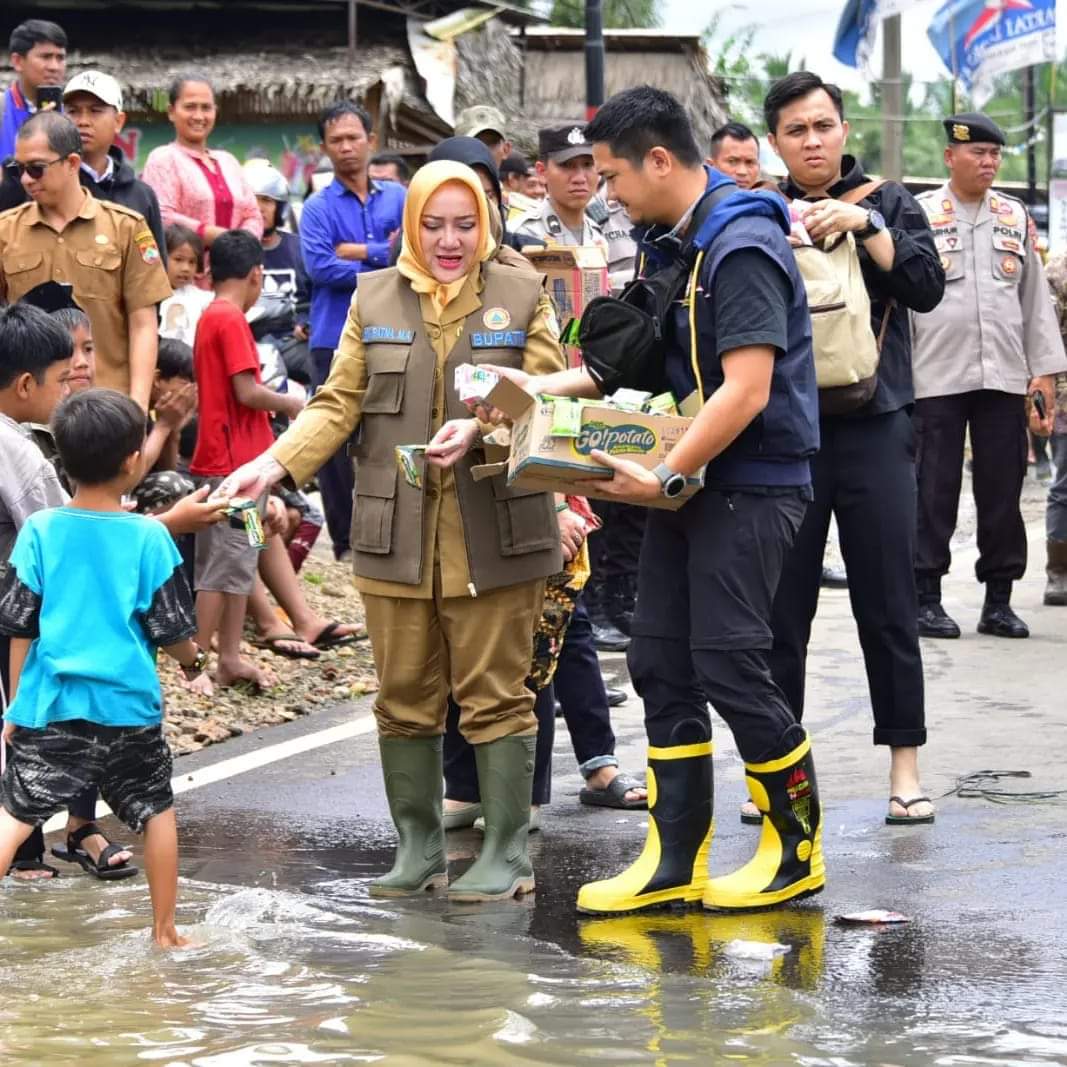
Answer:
[{"left": 63, "top": 71, "right": 123, "bottom": 111}]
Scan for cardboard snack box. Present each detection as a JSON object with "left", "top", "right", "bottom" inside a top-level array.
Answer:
[
  {"left": 470, "top": 378, "right": 705, "bottom": 511},
  {"left": 524, "top": 246, "right": 609, "bottom": 369}
]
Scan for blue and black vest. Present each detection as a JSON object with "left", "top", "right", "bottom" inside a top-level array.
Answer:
[{"left": 640, "top": 172, "right": 820, "bottom": 488}]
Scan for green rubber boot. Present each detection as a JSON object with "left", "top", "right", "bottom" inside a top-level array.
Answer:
[
  {"left": 448, "top": 735, "right": 536, "bottom": 902},
  {"left": 369, "top": 736, "right": 448, "bottom": 897}
]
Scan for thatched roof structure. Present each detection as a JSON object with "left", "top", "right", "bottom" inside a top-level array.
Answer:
[
  {"left": 59, "top": 43, "right": 452, "bottom": 149},
  {"left": 456, "top": 25, "right": 727, "bottom": 156}
]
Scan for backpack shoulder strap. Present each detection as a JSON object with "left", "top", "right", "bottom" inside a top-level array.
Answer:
[{"left": 840, "top": 179, "right": 888, "bottom": 206}]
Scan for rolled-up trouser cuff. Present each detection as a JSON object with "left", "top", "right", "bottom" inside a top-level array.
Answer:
[
  {"left": 873, "top": 727, "right": 927, "bottom": 747},
  {"left": 579, "top": 755, "right": 619, "bottom": 778}
]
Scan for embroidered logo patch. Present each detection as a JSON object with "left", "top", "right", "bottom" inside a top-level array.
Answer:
[
  {"left": 952, "top": 123, "right": 970, "bottom": 141},
  {"left": 1001, "top": 255, "right": 1019, "bottom": 275},
  {"left": 483, "top": 307, "right": 511, "bottom": 331},
  {"left": 134, "top": 228, "right": 160, "bottom": 264}
]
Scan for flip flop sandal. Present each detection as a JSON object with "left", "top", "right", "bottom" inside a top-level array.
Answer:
[
  {"left": 52, "top": 823, "right": 139, "bottom": 881},
  {"left": 250, "top": 632, "right": 321, "bottom": 660},
  {"left": 8, "top": 859, "right": 60, "bottom": 880},
  {"left": 579, "top": 772, "right": 648, "bottom": 810},
  {"left": 310, "top": 621, "right": 367, "bottom": 649},
  {"left": 885, "top": 795, "right": 936, "bottom": 825},
  {"left": 740, "top": 800, "right": 764, "bottom": 826}
]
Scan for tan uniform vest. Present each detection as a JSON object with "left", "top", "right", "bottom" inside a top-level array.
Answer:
[{"left": 351, "top": 263, "right": 562, "bottom": 592}]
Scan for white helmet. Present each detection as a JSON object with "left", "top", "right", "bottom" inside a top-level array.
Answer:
[{"left": 246, "top": 162, "right": 289, "bottom": 203}]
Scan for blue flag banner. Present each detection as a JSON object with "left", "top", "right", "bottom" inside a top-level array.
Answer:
[
  {"left": 927, "top": 0, "right": 1056, "bottom": 105},
  {"left": 834, "top": 0, "right": 915, "bottom": 68}
]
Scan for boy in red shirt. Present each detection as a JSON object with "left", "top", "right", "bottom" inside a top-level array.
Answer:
[{"left": 190, "top": 231, "right": 303, "bottom": 690}]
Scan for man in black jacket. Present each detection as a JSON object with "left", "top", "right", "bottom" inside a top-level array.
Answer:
[
  {"left": 764, "top": 71, "right": 945, "bottom": 826},
  {"left": 0, "top": 71, "right": 165, "bottom": 258}
]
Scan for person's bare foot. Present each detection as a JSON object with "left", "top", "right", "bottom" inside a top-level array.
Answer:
[
  {"left": 9, "top": 864, "right": 57, "bottom": 881},
  {"left": 889, "top": 745, "right": 935, "bottom": 820},
  {"left": 256, "top": 627, "right": 319, "bottom": 658},
  {"left": 887, "top": 796, "right": 935, "bottom": 820},
  {"left": 740, "top": 799, "right": 762, "bottom": 820},
  {"left": 216, "top": 658, "right": 278, "bottom": 691},
  {"left": 294, "top": 618, "right": 366, "bottom": 645},
  {"left": 153, "top": 925, "right": 192, "bottom": 949},
  {"left": 586, "top": 766, "right": 646, "bottom": 804}
]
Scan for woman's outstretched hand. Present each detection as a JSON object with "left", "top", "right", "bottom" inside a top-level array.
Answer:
[{"left": 426, "top": 419, "right": 482, "bottom": 468}]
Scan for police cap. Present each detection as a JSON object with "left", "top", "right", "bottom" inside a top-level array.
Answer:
[
  {"left": 538, "top": 123, "right": 593, "bottom": 164},
  {"left": 944, "top": 112, "right": 1006, "bottom": 146}
]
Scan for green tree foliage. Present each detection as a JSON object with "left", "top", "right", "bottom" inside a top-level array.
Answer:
[
  {"left": 550, "top": 0, "right": 661, "bottom": 29},
  {"left": 705, "top": 16, "right": 1066, "bottom": 183}
]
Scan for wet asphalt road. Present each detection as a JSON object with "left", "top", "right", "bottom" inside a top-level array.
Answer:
[{"left": 49, "top": 504, "right": 1067, "bottom": 1063}]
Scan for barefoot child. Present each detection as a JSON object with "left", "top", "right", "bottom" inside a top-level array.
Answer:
[
  {"left": 189, "top": 230, "right": 302, "bottom": 691},
  {"left": 0, "top": 388, "right": 210, "bottom": 947}
]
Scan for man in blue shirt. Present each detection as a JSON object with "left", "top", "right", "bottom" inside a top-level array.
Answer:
[
  {"left": 0, "top": 20, "right": 67, "bottom": 162},
  {"left": 299, "top": 101, "right": 405, "bottom": 558}
]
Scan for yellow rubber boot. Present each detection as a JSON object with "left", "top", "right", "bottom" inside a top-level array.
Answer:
[
  {"left": 703, "top": 728, "right": 824, "bottom": 911},
  {"left": 577, "top": 740, "right": 714, "bottom": 914}
]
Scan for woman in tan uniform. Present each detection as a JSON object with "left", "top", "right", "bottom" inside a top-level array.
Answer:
[{"left": 220, "top": 161, "right": 566, "bottom": 901}]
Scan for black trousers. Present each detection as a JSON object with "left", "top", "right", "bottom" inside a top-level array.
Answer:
[
  {"left": 769, "top": 409, "right": 926, "bottom": 748},
  {"left": 444, "top": 684, "right": 554, "bottom": 806},
  {"left": 590, "top": 501, "right": 646, "bottom": 582},
  {"left": 914, "top": 391, "right": 1028, "bottom": 587},
  {"left": 630, "top": 489, "right": 806, "bottom": 762},
  {"left": 311, "top": 347, "right": 355, "bottom": 558},
  {"left": 554, "top": 597, "right": 617, "bottom": 769}
]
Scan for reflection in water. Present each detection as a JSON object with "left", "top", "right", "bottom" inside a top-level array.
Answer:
[{"left": 0, "top": 855, "right": 1063, "bottom": 1064}]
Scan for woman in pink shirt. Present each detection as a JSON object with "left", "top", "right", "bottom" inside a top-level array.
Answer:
[{"left": 142, "top": 74, "right": 262, "bottom": 269}]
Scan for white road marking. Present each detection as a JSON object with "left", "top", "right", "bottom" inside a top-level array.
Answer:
[{"left": 41, "top": 712, "right": 377, "bottom": 834}]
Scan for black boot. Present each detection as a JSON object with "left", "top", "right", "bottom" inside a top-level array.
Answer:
[
  {"left": 916, "top": 575, "right": 960, "bottom": 639},
  {"left": 820, "top": 564, "right": 848, "bottom": 589},
  {"left": 587, "top": 584, "right": 630, "bottom": 651},
  {"left": 978, "top": 580, "right": 1029, "bottom": 638}
]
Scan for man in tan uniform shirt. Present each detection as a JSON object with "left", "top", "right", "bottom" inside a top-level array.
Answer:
[{"left": 0, "top": 111, "right": 170, "bottom": 409}]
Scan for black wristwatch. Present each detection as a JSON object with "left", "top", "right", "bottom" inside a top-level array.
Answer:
[
  {"left": 180, "top": 646, "right": 209, "bottom": 679},
  {"left": 857, "top": 209, "right": 886, "bottom": 241},
  {"left": 652, "top": 462, "right": 686, "bottom": 499}
]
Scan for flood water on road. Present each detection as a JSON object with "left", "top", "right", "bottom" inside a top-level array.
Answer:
[{"left": 3, "top": 813, "right": 1065, "bottom": 1066}]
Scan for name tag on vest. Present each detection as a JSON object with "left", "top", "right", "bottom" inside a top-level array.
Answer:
[
  {"left": 470, "top": 330, "right": 527, "bottom": 348},
  {"left": 362, "top": 326, "right": 415, "bottom": 344}
]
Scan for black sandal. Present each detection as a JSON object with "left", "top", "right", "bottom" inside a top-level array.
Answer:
[
  {"left": 52, "top": 822, "right": 139, "bottom": 881},
  {"left": 8, "top": 858, "right": 60, "bottom": 879}
]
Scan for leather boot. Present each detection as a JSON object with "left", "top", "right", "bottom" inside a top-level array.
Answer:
[
  {"left": 369, "top": 736, "right": 448, "bottom": 897},
  {"left": 577, "top": 731, "right": 713, "bottom": 914},
  {"left": 587, "top": 579, "right": 630, "bottom": 651},
  {"left": 448, "top": 735, "right": 536, "bottom": 902},
  {"left": 703, "top": 725, "right": 825, "bottom": 911},
  {"left": 916, "top": 575, "right": 960, "bottom": 639},
  {"left": 977, "top": 580, "right": 1029, "bottom": 638},
  {"left": 1044, "top": 539, "right": 1067, "bottom": 606}
]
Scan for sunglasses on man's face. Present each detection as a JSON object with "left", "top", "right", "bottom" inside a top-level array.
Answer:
[{"left": 5, "top": 157, "right": 65, "bottom": 180}]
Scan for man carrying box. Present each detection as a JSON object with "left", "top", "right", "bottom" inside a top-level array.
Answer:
[{"left": 458, "top": 87, "right": 822, "bottom": 915}]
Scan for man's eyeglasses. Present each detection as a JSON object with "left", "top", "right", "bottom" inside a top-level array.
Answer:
[{"left": 5, "top": 157, "right": 65, "bottom": 180}]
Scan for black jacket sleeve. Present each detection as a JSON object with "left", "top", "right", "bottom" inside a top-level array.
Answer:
[{"left": 858, "top": 182, "right": 945, "bottom": 314}]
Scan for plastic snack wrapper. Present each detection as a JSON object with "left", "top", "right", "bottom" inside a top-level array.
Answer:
[
  {"left": 224, "top": 497, "right": 267, "bottom": 550},
  {"left": 395, "top": 444, "right": 428, "bottom": 489},
  {"left": 454, "top": 364, "right": 500, "bottom": 409}
]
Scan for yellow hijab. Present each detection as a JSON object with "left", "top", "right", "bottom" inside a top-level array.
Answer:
[{"left": 396, "top": 160, "right": 496, "bottom": 317}]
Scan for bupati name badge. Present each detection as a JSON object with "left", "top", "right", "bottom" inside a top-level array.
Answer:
[{"left": 471, "top": 330, "right": 527, "bottom": 348}]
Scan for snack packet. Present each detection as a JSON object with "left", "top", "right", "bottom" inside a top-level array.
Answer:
[
  {"left": 610, "top": 388, "right": 653, "bottom": 413},
  {"left": 550, "top": 397, "right": 583, "bottom": 437},
  {"left": 225, "top": 497, "right": 266, "bottom": 550},
  {"left": 454, "top": 364, "right": 500, "bottom": 408},
  {"left": 646, "top": 391, "right": 679, "bottom": 416},
  {"left": 395, "top": 444, "right": 427, "bottom": 490}
]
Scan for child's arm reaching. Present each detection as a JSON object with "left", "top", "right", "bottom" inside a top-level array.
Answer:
[
  {"left": 161, "top": 638, "right": 212, "bottom": 697},
  {"left": 232, "top": 370, "right": 304, "bottom": 419}
]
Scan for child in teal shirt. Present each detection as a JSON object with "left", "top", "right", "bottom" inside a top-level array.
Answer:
[{"left": 0, "top": 389, "right": 210, "bottom": 948}]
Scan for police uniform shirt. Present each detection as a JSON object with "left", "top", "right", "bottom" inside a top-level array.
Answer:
[
  {"left": 910, "top": 182, "right": 1067, "bottom": 399},
  {"left": 0, "top": 191, "right": 172, "bottom": 395},
  {"left": 590, "top": 194, "right": 637, "bottom": 293},
  {"left": 511, "top": 195, "right": 609, "bottom": 255}
]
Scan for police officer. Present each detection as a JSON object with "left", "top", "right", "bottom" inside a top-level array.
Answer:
[
  {"left": 912, "top": 113, "right": 1066, "bottom": 639},
  {"left": 0, "top": 111, "right": 170, "bottom": 410},
  {"left": 478, "top": 87, "right": 824, "bottom": 915},
  {"left": 511, "top": 124, "right": 610, "bottom": 255}
]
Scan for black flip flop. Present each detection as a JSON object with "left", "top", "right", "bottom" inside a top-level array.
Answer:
[
  {"left": 52, "top": 822, "right": 139, "bottom": 881},
  {"left": 885, "top": 795, "right": 936, "bottom": 825},
  {"left": 580, "top": 772, "right": 648, "bottom": 810},
  {"left": 310, "top": 621, "right": 365, "bottom": 649},
  {"left": 250, "top": 632, "right": 321, "bottom": 660}
]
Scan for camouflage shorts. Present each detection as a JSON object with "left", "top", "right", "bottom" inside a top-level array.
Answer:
[{"left": 1, "top": 719, "right": 173, "bottom": 832}]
